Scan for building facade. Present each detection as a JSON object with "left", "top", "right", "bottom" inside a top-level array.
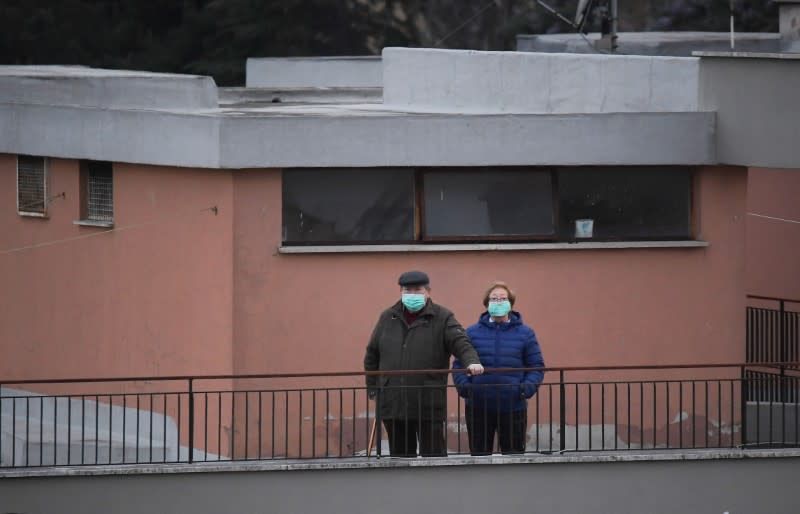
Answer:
[{"left": 1, "top": 47, "right": 798, "bottom": 459}]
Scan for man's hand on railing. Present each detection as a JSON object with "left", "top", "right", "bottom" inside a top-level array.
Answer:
[{"left": 466, "top": 364, "right": 484, "bottom": 376}]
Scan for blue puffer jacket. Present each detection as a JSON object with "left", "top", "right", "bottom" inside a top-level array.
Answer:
[{"left": 453, "top": 312, "right": 545, "bottom": 412}]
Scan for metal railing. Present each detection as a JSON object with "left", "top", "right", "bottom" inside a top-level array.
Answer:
[
  {"left": 1, "top": 363, "right": 799, "bottom": 468},
  {"left": 747, "top": 295, "right": 800, "bottom": 402}
]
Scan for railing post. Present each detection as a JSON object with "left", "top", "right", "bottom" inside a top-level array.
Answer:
[
  {"left": 559, "top": 370, "right": 566, "bottom": 453},
  {"left": 740, "top": 366, "right": 748, "bottom": 448},
  {"left": 779, "top": 300, "right": 787, "bottom": 403},
  {"left": 0, "top": 382, "right": 3, "bottom": 467},
  {"left": 375, "top": 383, "right": 382, "bottom": 458},
  {"left": 188, "top": 378, "right": 194, "bottom": 463}
]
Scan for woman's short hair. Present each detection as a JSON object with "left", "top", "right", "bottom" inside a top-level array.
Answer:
[{"left": 482, "top": 281, "right": 516, "bottom": 308}]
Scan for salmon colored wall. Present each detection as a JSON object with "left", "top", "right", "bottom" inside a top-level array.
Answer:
[
  {"left": 232, "top": 166, "right": 748, "bottom": 383},
  {"left": 0, "top": 155, "right": 235, "bottom": 381},
  {"left": 746, "top": 167, "right": 800, "bottom": 302},
  {"left": 2, "top": 161, "right": 748, "bottom": 381}
]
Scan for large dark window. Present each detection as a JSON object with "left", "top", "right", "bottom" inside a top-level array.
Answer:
[
  {"left": 283, "top": 169, "right": 414, "bottom": 243},
  {"left": 558, "top": 167, "right": 691, "bottom": 240},
  {"left": 423, "top": 169, "right": 553, "bottom": 239},
  {"left": 281, "top": 167, "right": 692, "bottom": 245}
]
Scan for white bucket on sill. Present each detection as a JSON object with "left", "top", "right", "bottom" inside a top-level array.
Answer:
[{"left": 574, "top": 219, "right": 594, "bottom": 238}]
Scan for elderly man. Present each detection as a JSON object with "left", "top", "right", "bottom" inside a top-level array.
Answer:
[{"left": 364, "top": 270, "right": 484, "bottom": 457}]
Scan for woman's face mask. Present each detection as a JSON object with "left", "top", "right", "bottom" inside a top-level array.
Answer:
[{"left": 487, "top": 299, "right": 511, "bottom": 317}]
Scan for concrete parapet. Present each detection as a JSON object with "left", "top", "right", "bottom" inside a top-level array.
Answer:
[
  {"left": 2, "top": 450, "right": 799, "bottom": 514},
  {"left": 517, "top": 32, "right": 781, "bottom": 56},
  {"left": 382, "top": 47, "right": 699, "bottom": 114},
  {"left": 698, "top": 53, "right": 800, "bottom": 168},
  {"left": 0, "top": 65, "right": 218, "bottom": 110}
]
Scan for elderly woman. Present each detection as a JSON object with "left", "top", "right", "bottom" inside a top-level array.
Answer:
[{"left": 453, "top": 281, "right": 545, "bottom": 455}]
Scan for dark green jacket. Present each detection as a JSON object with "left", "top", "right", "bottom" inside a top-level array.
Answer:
[{"left": 364, "top": 300, "right": 480, "bottom": 420}]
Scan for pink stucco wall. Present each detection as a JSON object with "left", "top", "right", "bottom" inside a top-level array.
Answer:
[
  {"left": 746, "top": 167, "right": 800, "bottom": 302},
  {"left": 2, "top": 161, "right": 749, "bottom": 381},
  {"left": 0, "top": 155, "right": 235, "bottom": 381}
]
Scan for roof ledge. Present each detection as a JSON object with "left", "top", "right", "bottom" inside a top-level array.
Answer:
[{"left": 0, "top": 65, "right": 218, "bottom": 110}]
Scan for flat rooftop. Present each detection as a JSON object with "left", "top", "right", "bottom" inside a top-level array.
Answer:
[{"left": 1, "top": 46, "right": 797, "bottom": 169}]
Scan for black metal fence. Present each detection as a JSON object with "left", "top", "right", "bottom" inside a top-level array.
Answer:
[
  {"left": 746, "top": 296, "right": 800, "bottom": 403},
  {"left": 2, "top": 363, "right": 799, "bottom": 468}
]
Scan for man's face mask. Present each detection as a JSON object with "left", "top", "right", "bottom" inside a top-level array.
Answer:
[{"left": 401, "top": 293, "right": 426, "bottom": 312}]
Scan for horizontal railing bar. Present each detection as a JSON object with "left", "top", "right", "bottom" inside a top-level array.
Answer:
[
  {"left": 4, "top": 362, "right": 800, "bottom": 386},
  {"left": 747, "top": 295, "right": 800, "bottom": 304},
  {"left": 0, "top": 378, "right": 772, "bottom": 398},
  {"left": 746, "top": 364, "right": 800, "bottom": 373},
  {"left": 746, "top": 306, "right": 800, "bottom": 313}
]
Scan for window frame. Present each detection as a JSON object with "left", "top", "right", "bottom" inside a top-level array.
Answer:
[
  {"left": 419, "top": 167, "right": 559, "bottom": 243},
  {"left": 556, "top": 166, "right": 693, "bottom": 243},
  {"left": 281, "top": 167, "right": 416, "bottom": 245},
  {"left": 16, "top": 155, "right": 49, "bottom": 218},
  {"left": 280, "top": 166, "right": 694, "bottom": 246},
  {"left": 75, "top": 160, "right": 114, "bottom": 228}
]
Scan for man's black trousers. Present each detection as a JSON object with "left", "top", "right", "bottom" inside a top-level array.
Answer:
[{"left": 382, "top": 418, "right": 446, "bottom": 457}]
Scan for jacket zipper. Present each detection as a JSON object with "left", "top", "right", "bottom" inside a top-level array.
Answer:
[
  {"left": 400, "top": 315, "right": 408, "bottom": 386},
  {"left": 494, "top": 322, "right": 500, "bottom": 368}
]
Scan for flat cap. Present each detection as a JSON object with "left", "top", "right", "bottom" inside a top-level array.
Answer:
[{"left": 398, "top": 270, "right": 430, "bottom": 287}]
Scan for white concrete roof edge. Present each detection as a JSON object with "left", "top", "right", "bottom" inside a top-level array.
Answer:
[
  {"left": 0, "top": 65, "right": 213, "bottom": 79},
  {"left": 216, "top": 111, "right": 715, "bottom": 169},
  {"left": 1, "top": 102, "right": 714, "bottom": 169},
  {"left": 0, "top": 103, "right": 222, "bottom": 169},
  {"left": 381, "top": 46, "right": 702, "bottom": 61}
]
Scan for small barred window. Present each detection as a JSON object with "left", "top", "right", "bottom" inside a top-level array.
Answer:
[
  {"left": 87, "top": 163, "right": 113, "bottom": 222},
  {"left": 17, "top": 155, "right": 47, "bottom": 215}
]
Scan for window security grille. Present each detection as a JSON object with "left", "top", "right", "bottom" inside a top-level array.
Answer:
[
  {"left": 17, "top": 155, "right": 46, "bottom": 214},
  {"left": 87, "top": 165, "right": 113, "bottom": 222}
]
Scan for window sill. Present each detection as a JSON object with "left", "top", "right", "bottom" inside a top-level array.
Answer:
[
  {"left": 278, "top": 240, "right": 709, "bottom": 254},
  {"left": 73, "top": 219, "right": 114, "bottom": 228},
  {"left": 18, "top": 211, "right": 48, "bottom": 219}
]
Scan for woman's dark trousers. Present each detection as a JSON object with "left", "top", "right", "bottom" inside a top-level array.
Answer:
[{"left": 465, "top": 405, "right": 527, "bottom": 455}]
